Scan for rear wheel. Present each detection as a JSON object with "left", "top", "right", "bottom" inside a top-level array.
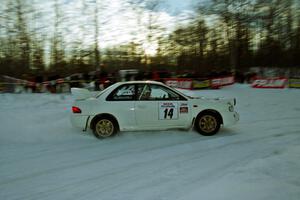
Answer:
[
  {"left": 195, "top": 112, "right": 221, "bottom": 136},
  {"left": 93, "top": 117, "right": 117, "bottom": 138}
]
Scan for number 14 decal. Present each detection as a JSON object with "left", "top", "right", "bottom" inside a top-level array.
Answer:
[
  {"left": 159, "top": 102, "right": 178, "bottom": 120},
  {"left": 164, "top": 108, "right": 174, "bottom": 119}
]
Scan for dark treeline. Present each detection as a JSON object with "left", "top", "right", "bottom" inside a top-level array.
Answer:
[{"left": 0, "top": 0, "right": 299, "bottom": 79}]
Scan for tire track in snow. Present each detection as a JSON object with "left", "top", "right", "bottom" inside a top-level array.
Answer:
[
  {"left": 5, "top": 130, "right": 300, "bottom": 200},
  {"left": 1, "top": 126, "right": 298, "bottom": 186}
]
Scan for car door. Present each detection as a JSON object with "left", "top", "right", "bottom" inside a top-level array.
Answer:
[
  {"left": 134, "top": 83, "right": 191, "bottom": 130},
  {"left": 105, "top": 84, "right": 136, "bottom": 130}
]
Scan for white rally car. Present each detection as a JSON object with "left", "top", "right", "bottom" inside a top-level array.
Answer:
[{"left": 71, "top": 81, "right": 239, "bottom": 138}]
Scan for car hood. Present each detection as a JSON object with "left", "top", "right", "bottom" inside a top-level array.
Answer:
[{"left": 190, "top": 96, "right": 236, "bottom": 106}]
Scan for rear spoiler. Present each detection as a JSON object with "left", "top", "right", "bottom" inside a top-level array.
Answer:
[{"left": 71, "top": 88, "right": 92, "bottom": 100}]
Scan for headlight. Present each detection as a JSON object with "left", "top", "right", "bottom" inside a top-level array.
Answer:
[{"left": 228, "top": 105, "right": 234, "bottom": 112}]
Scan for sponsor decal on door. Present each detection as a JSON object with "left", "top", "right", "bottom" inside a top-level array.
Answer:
[{"left": 159, "top": 102, "right": 178, "bottom": 120}]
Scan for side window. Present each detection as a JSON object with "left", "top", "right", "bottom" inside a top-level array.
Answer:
[
  {"left": 138, "top": 84, "right": 186, "bottom": 101},
  {"left": 107, "top": 84, "right": 135, "bottom": 101},
  {"left": 137, "top": 84, "right": 151, "bottom": 100},
  {"left": 150, "top": 85, "right": 170, "bottom": 100}
]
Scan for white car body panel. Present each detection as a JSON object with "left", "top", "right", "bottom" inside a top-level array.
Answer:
[
  {"left": 70, "top": 81, "right": 239, "bottom": 133},
  {"left": 134, "top": 100, "right": 191, "bottom": 130}
]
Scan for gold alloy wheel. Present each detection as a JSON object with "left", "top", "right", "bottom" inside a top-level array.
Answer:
[
  {"left": 199, "top": 115, "right": 217, "bottom": 133},
  {"left": 95, "top": 119, "right": 114, "bottom": 137}
]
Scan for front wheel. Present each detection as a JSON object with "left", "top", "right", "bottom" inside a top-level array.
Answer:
[
  {"left": 195, "top": 113, "right": 221, "bottom": 136},
  {"left": 93, "top": 118, "right": 117, "bottom": 138}
]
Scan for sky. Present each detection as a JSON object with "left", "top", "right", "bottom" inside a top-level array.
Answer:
[
  {"left": 34, "top": 0, "right": 208, "bottom": 52},
  {"left": 164, "top": 0, "right": 195, "bottom": 14},
  {"left": 0, "top": 0, "right": 208, "bottom": 57}
]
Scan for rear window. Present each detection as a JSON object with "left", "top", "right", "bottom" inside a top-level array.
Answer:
[{"left": 106, "top": 84, "right": 135, "bottom": 101}]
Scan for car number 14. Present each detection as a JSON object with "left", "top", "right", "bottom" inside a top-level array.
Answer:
[{"left": 159, "top": 102, "right": 178, "bottom": 120}]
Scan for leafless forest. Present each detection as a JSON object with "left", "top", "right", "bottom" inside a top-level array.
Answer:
[{"left": 0, "top": 0, "right": 299, "bottom": 78}]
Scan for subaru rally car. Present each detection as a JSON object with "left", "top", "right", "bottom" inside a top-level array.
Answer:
[{"left": 71, "top": 81, "right": 239, "bottom": 138}]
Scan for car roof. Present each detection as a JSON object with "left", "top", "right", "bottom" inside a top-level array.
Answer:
[
  {"left": 115, "top": 80, "right": 165, "bottom": 85},
  {"left": 97, "top": 80, "right": 189, "bottom": 100}
]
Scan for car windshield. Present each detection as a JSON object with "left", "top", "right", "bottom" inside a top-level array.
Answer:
[{"left": 167, "top": 86, "right": 192, "bottom": 100}]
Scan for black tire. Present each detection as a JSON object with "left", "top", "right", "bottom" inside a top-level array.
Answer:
[
  {"left": 92, "top": 117, "right": 118, "bottom": 139},
  {"left": 195, "top": 112, "right": 221, "bottom": 136}
]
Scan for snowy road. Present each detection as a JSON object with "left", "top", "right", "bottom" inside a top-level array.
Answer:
[{"left": 1, "top": 84, "right": 300, "bottom": 200}]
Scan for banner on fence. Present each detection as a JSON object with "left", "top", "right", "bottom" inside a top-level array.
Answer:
[
  {"left": 289, "top": 78, "right": 300, "bottom": 88},
  {"left": 210, "top": 76, "right": 235, "bottom": 88},
  {"left": 164, "top": 78, "right": 193, "bottom": 89},
  {"left": 251, "top": 77, "right": 287, "bottom": 88},
  {"left": 192, "top": 79, "right": 210, "bottom": 89}
]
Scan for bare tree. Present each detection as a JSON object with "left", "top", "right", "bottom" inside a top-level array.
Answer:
[
  {"left": 93, "top": 0, "right": 100, "bottom": 71},
  {"left": 50, "top": 0, "right": 66, "bottom": 74},
  {"left": 16, "top": 0, "right": 31, "bottom": 74}
]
